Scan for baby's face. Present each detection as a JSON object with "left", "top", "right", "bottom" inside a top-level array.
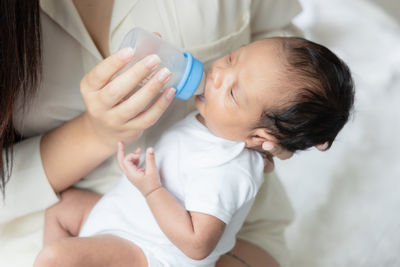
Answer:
[{"left": 195, "top": 38, "right": 290, "bottom": 141}]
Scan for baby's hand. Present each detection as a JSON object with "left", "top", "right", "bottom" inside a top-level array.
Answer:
[{"left": 117, "top": 142, "right": 162, "bottom": 197}]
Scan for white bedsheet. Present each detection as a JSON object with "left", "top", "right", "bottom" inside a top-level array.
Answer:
[{"left": 275, "top": 0, "right": 400, "bottom": 266}]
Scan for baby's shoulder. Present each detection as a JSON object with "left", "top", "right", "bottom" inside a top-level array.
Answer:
[{"left": 228, "top": 149, "right": 265, "bottom": 186}]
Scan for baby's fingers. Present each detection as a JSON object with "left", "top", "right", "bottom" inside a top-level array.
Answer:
[
  {"left": 117, "top": 142, "right": 127, "bottom": 172},
  {"left": 145, "top": 147, "right": 157, "bottom": 176},
  {"left": 125, "top": 151, "right": 141, "bottom": 167},
  {"left": 123, "top": 153, "right": 145, "bottom": 177},
  {"left": 118, "top": 142, "right": 142, "bottom": 172}
]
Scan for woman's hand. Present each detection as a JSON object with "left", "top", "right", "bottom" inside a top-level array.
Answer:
[
  {"left": 261, "top": 141, "right": 330, "bottom": 173},
  {"left": 117, "top": 142, "right": 162, "bottom": 197},
  {"left": 260, "top": 141, "right": 293, "bottom": 173},
  {"left": 80, "top": 47, "right": 176, "bottom": 152}
]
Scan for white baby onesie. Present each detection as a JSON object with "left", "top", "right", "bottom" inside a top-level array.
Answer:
[{"left": 79, "top": 112, "right": 265, "bottom": 266}]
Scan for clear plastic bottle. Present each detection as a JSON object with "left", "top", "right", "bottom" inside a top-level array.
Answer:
[{"left": 119, "top": 28, "right": 205, "bottom": 100}]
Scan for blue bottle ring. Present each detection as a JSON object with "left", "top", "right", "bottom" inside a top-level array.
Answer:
[{"left": 175, "top": 52, "right": 204, "bottom": 100}]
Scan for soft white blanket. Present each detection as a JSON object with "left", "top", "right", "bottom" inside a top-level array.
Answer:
[{"left": 275, "top": 0, "right": 400, "bottom": 266}]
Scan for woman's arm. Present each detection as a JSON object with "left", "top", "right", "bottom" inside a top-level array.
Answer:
[
  {"left": 41, "top": 49, "right": 175, "bottom": 193},
  {"left": 117, "top": 143, "right": 226, "bottom": 260},
  {"left": 0, "top": 136, "right": 58, "bottom": 223},
  {"left": 40, "top": 114, "right": 112, "bottom": 193}
]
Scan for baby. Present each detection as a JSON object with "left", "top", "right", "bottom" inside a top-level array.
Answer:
[{"left": 34, "top": 37, "right": 354, "bottom": 267}]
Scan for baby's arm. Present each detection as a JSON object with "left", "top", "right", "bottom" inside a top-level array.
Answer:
[{"left": 117, "top": 143, "right": 226, "bottom": 260}]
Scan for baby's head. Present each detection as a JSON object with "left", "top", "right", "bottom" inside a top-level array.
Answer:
[{"left": 195, "top": 37, "right": 354, "bottom": 152}]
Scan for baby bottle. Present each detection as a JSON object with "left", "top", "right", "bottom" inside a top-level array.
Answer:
[{"left": 119, "top": 28, "right": 205, "bottom": 100}]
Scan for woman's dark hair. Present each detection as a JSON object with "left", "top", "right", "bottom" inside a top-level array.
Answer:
[
  {"left": 0, "top": 0, "right": 42, "bottom": 196},
  {"left": 258, "top": 37, "right": 355, "bottom": 152}
]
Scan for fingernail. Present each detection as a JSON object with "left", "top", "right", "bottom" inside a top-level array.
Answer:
[
  {"left": 166, "top": 88, "right": 176, "bottom": 100},
  {"left": 318, "top": 142, "right": 329, "bottom": 151},
  {"left": 147, "top": 147, "right": 154, "bottom": 154},
  {"left": 118, "top": 47, "right": 134, "bottom": 60},
  {"left": 157, "top": 68, "right": 171, "bottom": 82},
  {"left": 262, "top": 142, "right": 274, "bottom": 151},
  {"left": 144, "top": 54, "right": 161, "bottom": 69}
]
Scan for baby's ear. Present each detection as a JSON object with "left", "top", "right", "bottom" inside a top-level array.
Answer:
[{"left": 245, "top": 128, "right": 277, "bottom": 148}]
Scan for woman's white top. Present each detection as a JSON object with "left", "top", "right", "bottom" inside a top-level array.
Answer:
[{"left": 0, "top": 0, "right": 301, "bottom": 266}]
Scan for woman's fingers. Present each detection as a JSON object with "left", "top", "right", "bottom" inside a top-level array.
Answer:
[
  {"left": 262, "top": 141, "right": 293, "bottom": 160},
  {"left": 114, "top": 67, "right": 172, "bottom": 122},
  {"left": 81, "top": 47, "right": 135, "bottom": 94},
  {"left": 79, "top": 48, "right": 174, "bottom": 149},
  {"left": 263, "top": 153, "right": 275, "bottom": 173},
  {"left": 126, "top": 87, "right": 176, "bottom": 128},
  {"left": 316, "top": 142, "right": 329, "bottom": 151},
  {"left": 99, "top": 54, "right": 161, "bottom": 108}
]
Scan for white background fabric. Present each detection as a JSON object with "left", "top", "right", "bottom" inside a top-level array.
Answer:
[{"left": 275, "top": 0, "right": 400, "bottom": 266}]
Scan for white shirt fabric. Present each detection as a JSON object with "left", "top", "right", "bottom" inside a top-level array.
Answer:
[
  {"left": 79, "top": 112, "right": 265, "bottom": 266},
  {"left": 0, "top": 1, "right": 301, "bottom": 266}
]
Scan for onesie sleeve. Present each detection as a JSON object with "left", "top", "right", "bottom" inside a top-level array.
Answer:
[
  {"left": 0, "top": 135, "right": 59, "bottom": 224},
  {"left": 184, "top": 166, "right": 257, "bottom": 225},
  {"left": 250, "top": 0, "right": 304, "bottom": 40}
]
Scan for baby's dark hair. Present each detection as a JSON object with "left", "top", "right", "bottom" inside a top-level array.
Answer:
[{"left": 257, "top": 37, "right": 355, "bottom": 152}]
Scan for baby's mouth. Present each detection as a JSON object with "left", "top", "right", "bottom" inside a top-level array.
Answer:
[
  {"left": 196, "top": 72, "right": 208, "bottom": 103},
  {"left": 198, "top": 93, "right": 206, "bottom": 103},
  {"left": 196, "top": 87, "right": 206, "bottom": 102}
]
